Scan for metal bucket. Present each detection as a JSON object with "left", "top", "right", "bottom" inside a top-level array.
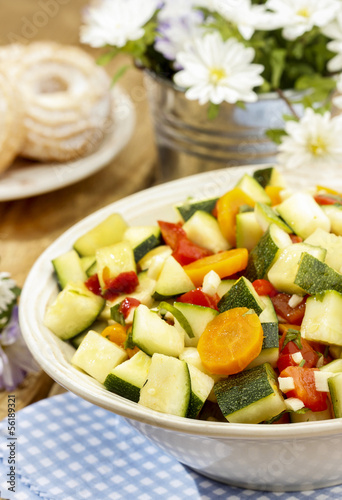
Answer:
[{"left": 144, "top": 71, "right": 303, "bottom": 182}]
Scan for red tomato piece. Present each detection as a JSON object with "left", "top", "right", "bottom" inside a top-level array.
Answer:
[
  {"left": 279, "top": 366, "right": 328, "bottom": 412},
  {"left": 172, "top": 237, "right": 213, "bottom": 266},
  {"left": 157, "top": 221, "right": 185, "bottom": 249},
  {"left": 313, "top": 194, "right": 342, "bottom": 205},
  {"left": 212, "top": 202, "right": 218, "bottom": 218},
  {"left": 119, "top": 297, "right": 141, "bottom": 319},
  {"left": 85, "top": 274, "right": 102, "bottom": 296},
  {"left": 178, "top": 288, "right": 219, "bottom": 310},
  {"left": 252, "top": 279, "right": 277, "bottom": 297},
  {"left": 103, "top": 271, "right": 139, "bottom": 301},
  {"left": 289, "top": 234, "right": 303, "bottom": 244},
  {"left": 271, "top": 293, "right": 306, "bottom": 325},
  {"left": 277, "top": 329, "right": 320, "bottom": 372}
]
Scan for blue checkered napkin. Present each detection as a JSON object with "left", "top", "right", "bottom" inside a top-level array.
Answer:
[{"left": 1, "top": 392, "right": 342, "bottom": 500}]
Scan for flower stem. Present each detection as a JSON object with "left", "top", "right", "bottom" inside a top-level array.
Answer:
[{"left": 276, "top": 88, "right": 300, "bottom": 120}]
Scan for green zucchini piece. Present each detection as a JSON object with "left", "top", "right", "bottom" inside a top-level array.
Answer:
[
  {"left": 138, "top": 245, "right": 172, "bottom": 271},
  {"left": 153, "top": 256, "right": 195, "bottom": 300},
  {"left": 214, "top": 363, "right": 286, "bottom": 424},
  {"left": 80, "top": 256, "right": 96, "bottom": 276},
  {"left": 294, "top": 253, "right": 342, "bottom": 295},
  {"left": 236, "top": 173, "right": 271, "bottom": 204},
  {"left": 244, "top": 223, "right": 292, "bottom": 282},
  {"left": 71, "top": 330, "right": 128, "bottom": 383},
  {"left": 175, "top": 197, "right": 218, "bottom": 222},
  {"left": 218, "top": 276, "right": 265, "bottom": 315},
  {"left": 132, "top": 304, "right": 184, "bottom": 357},
  {"left": 255, "top": 202, "right": 292, "bottom": 233},
  {"left": 319, "top": 358, "right": 342, "bottom": 373},
  {"left": 158, "top": 301, "right": 194, "bottom": 339},
  {"left": 235, "top": 211, "right": 263, "bottom": 251},
  {"left": 44, "top": 282, "right": 105, "bottom": 340},
  {"left": 173, "top": 302, "right": 218, "bottom": 347},
  {"left": 275, "top": 192, "right": 331, "bottom": 239},
  {"left": 301, "top": 290, "right": 342, "bottom": 346},
  {"left": 328, "top": 372, "right": 342, "bottom": 418},
  {"left": 253, "top": 166, "right": 285, "bottom": 188},
  {"left": 104, "top": 351, "right": 152, "bottom": 403},
  {"left": 322, "top": 204, "right": 342, "bottom": 236},
  {"left": 247, "top": 296, "right": 279, "bottom": 369},
  {"left": 304, "top": 228, "right": 342, "bottom": 272},
  {"left": 139, "top": 353, "right": 191, "bottom": 417},
  {"left": 96, "top": 241, "right": 136, "bottom": 291},
  {"left": 124, "top": 225, "right": 161, "bottom": 262},
  {"left": 186, "top": 364, "right": 215, "bottom": 419},
  {"left": 217, "top": 279, "right": 236, "bottom": 298},
  {"left": 290, "top": 409, "right": 331, "bottom": 423},
  {"left": 52, "top": 250, "right": 87, "bottom": 289},
  {"left": 73, "top": 213, "right": 128, "bottom": 256},
  {"left": 70, "top": 319, "right": 108, "bottom": 348},
  {"left": 268, "top": 243, "right": 326, "bottom": 295},
  {"left": 183, "top": 210, "right": 231, "bottom": 253}
]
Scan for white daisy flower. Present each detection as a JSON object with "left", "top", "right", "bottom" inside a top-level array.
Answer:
[
  {"left": 322, "top": 10, "right": 342, "bottom": 72},
  {"left": 333, "top": 73, "right": 342, "bottom": 109},
  {"left": 266, "top": 0, "right": 340, "bottom": 41},
  {"left": 158, "top": 0, "right": 214, "bottom": 21},
  {"left": 173, "top": 32, "right": 264, "bottom": 105},
  {"left": 80, "top": 0, "right": 159, "bottom": 48},
  {"left": 277, "top": 108, "right": 342, "bottom": 171},
  {"left": 213, "top": 0, "right": 278, "bottom": 40},
  {"left": 0, "top": 272, "right": 16, "bottom": 314}
]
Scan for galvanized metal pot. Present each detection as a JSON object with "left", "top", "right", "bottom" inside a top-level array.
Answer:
[{"left": 144, "top": 71, "right": 303, "bottom": 181}]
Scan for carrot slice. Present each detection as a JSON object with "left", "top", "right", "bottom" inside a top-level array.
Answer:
[
  {"left": 197, "top": 307, "right": 263, "bottom": 375},
  {"left": 216, "top": 187, "right": 255, "bottom": 246},
  {"left": 265, "top": 185, "right": 283, "bottom": 206},
  {"left": 183, "top": 248, "right": 248, "bottom": 287},
  {"left": 101, "top": 324, "right": 127, "bottom": 348}
]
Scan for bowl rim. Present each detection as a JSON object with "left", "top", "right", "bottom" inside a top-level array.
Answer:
[{"left": 19, "top": 164, "right": 342, "bottom": 441}]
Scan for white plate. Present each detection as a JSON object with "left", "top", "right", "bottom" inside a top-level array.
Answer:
[
  {"left": 0, "top": 87, "right": 135, "bottom": 201},
  {"left": 19, "top": 164, "right": 342, "bottom": 491}
]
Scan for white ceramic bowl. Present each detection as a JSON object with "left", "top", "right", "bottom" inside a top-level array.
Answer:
[{"left": 20, "top": 165, "right": 342, "bottom": 492}]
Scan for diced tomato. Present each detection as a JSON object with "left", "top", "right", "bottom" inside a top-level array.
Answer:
[
  {"left": 119, "top": 297, "right": 141, "bottom": 319},
  {"left": 178, "top": 288, "right": 219, "bottom": 310},
  {"left": 157, "top": 221, "right": 185, "bottom": 249},
  {"left": 172, "top": 237, "right": 213, "bottom": 266},
  {"left": 158, "top": 220, "right": 213, "bottom": 265},
  {"left": 103, "top": 271, "right": 139, "bottom": 301},
  {"left": 279, "top": 366, "right": 328, "bottom": 412},
  {"left": 313, "top": 194, "right": 342, "bottom": 205},
  {"left": 289, "top": 234, "right": 303, "bottom": 244},
  {"left": 212, "top": 202, "right": 218, "bottom": 218},
  {"left": 85, "top": 274, "right": 102, "bottom": 296},
  {"left": 277, "top": 328, "right": 319, "bottom": 372},
  {"left": 252, "top": 279, "right": 277, "bottom": 297},
  {"left": 271, "top": 293, "right": 306, "bottom": 325}
]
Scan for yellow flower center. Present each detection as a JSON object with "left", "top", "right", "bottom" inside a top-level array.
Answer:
[
  {"left": 309, "top": 137, "right": 327, "bottom": 156},
  {"left": 209, "top": 67, "right": 226, "bottom": 84},
  {"left": 297, "top": 8, "right": 310, "bottom": 18}
]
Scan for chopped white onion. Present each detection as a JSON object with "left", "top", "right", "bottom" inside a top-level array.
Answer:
[
  {"left": 291, "top": 352, "right": 303, "bottom": 365},
  {"left": 202, "top": 270, "right": 221, "bottom": 297},
  {"left": 314, "top": 371, "right": 335, "bottom": 392},
  {"left": 278, "top": 376, "right": 295, "bottom": 393},
  {"left": 285, "top": 398, "right": 305, "bottom": 412},
  {"left": 288, "top": 294, "right": 303, "bottom": 308},
  {"left": 316, "top": 355, "right": 324, "bottom": 368}
]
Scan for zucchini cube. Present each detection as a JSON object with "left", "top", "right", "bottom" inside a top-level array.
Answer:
[{"left": 214, "top": 363, "right": 286, "bottom": 424}]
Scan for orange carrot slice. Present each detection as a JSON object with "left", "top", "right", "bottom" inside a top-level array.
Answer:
[
  {"left": 101, "top": 324, "right": 127, "bottom": 348},
  {"left": 197, "top": 307, "right": 263, "bottom": 375},
  {"left": 216, "top": 187, "right": 255, "bottom": 246},
  {"left": 183, "top": 248, "right": 248, "bottom": 287}
]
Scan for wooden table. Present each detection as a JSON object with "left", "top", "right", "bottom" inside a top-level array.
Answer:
[{"left": 0, "top": 1, "right": 157, "bottom": 419}]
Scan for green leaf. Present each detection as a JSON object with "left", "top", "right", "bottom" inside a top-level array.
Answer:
[
  {"left": 96, "top": 48, "right": 119, "bottom": 66},
  {"left": 110, "top": 303, "right": 125, "bottom": 326},
  {"left": 111, "top": 64, "right": 131, "bottom": 87},
  {"left": 265, "top": 128, "right": 287, "bottom": 145},
  {"left": 282, "top": 328, "right": 302, "bottom": 351},
  {"left": 270, "top": 48, "right": 287, "bottom": 89},
  {"left": 208, "top": 102, "right": 220, "bottom": 120}
]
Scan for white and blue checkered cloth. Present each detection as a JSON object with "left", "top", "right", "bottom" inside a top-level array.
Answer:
[{"left": 1, "top": 391, "right": 342, "bottom": 500}]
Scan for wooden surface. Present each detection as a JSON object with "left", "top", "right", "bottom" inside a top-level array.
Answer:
[{"left": 0, "top": 1, "right": 157, "bottom": 418}]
